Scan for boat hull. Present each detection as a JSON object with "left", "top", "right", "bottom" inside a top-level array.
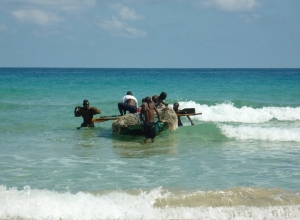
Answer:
[{"left": 117, "top": 121, "right": 168, "bottom": 135}]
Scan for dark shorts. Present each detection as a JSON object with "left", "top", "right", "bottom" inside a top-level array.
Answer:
[
  {"left": 118, "top": 102, "right": 137, "bottom": 115},
  {"left": 144, "top": 122, "right": 156, "bottom": 139}
]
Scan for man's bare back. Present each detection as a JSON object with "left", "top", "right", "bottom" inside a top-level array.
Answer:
[
  {"left": 126, "top": 98, "right": 137, "bottom": 107},
  {"left": 143, "top": 102, "right": 158, "bottom": 122},
  {"left": 140, "top": 96, "right": 161, "bottom": 143}
]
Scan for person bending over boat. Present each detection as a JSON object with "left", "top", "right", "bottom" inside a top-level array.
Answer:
[
  {"left": 152, "top": 92, "right": 167, "bottom": 109},
  {"left": 173, "top": 102, "right": 194, "bottom": 126},
  {"left": 140, "top": 96, "right": 161, "bottom": 143},
  {"left": 136, "top": 98, "right": 146, "bottom": 114},
  {"left": 151, "top": 95, "right": 158, "bottom": 104},
  {"left": 118, "top": 91, "right": 138, "bottom": 116},
  {"left": 74, "top": 100, "right": 101, "bottom": 127}
]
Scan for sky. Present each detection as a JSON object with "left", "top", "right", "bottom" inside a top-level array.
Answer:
[{"left": 0, "top": 0, "right": 299, "bottom": 68}]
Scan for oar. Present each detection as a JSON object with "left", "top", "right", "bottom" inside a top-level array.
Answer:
[
  {"left": 176, "top": 112, "right": 201, "bottom": 126},
  {"left": 77, "top": 115, "right": 121, "bottom": 129},
  {"left": 177, "top": 112, "right": 202, "bottom": 116},
  {"left": 92, "top": 115, "right": 121, "bottom": 123}
]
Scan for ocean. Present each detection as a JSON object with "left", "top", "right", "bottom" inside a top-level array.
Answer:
[{"left": 0, "top": 68, "right": 300, "bottom": 219}]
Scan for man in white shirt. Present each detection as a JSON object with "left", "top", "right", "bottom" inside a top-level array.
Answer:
[{"left": 118, "top": 91, "right": 138, "bottom": 116}]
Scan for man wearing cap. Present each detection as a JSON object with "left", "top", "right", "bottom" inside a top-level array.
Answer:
[{"left": 74, "top": 100, "right": 101, "bottom": 127}]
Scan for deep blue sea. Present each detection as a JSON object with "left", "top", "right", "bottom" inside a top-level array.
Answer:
[{"left": 0, "top": 68, "right": 300, "bottom": 219}]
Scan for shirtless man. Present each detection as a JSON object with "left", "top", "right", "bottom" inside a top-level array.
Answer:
[
  {"left": 118, "top": 91, "right": 138, "bottom": 116},
  {"left": 173, "top": 102, "right": 194, "bottom": 126},
  {"left": 152, "top": 92, "right": 167, "bottom": 109},
  {"left": 140, "top": 96, "right": 161, "bottom": 143},
  {"left": 74, "top": 100, "right": 101, "bottom": 127}
]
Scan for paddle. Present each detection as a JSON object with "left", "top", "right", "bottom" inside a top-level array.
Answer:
[
  {"left": 177, "top": 112, "right": 202, "bottom": 116},
  {"left": 77, "top": 115, "right": 121, "bottom": 129},
  {"left": 92, "top": 115, "right": 121, "bottom": 123},
  {"left": 176, "top": 112, "right": 202, "bottom": 126}
]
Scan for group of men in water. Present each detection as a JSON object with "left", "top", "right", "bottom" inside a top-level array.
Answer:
[
  {"left": 116, "top": 91, "right": 167, "bottom": 116},
  {"left": 116, "top": 91, "right": 167, "bottom": 143},
  {"left": 74, "top": 91, "right": 193, "bottom": 143}
]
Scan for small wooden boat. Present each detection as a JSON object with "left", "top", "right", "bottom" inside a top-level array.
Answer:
[
  {"left": 92, "top": 109, "right": 202, "bottom": 136},
  {"left": 92, "top": 114, "right": 169, "bottom": 135},
  {"left": 115, "top": 121, "right": 169, "bottom": 135}
]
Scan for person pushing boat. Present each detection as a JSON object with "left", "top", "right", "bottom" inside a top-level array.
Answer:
[
  {"left": 152, "top": 92, "right": 167, "bottom": 109},
  {"left": 74, "top": 100, "right": 101, "bottom": 128},
  {"left": 140, "top": 96, "right": 161, "bottom": 143},
  {"left": 173, "top": 102, "right": 194, "bottom": 126},
  {"left": 118, "top": 91, "right": 138, "bottom": 116}
]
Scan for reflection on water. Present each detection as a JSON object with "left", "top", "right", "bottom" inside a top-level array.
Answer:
[
  {"left": 111, "top": 130, "right": 180, "bottom": 158},
  {"left": 72, "top": 127, "right": 111, "bottom": 148},
  {"left": 90, "top": 123, "right": 225, "bottom": 158}
]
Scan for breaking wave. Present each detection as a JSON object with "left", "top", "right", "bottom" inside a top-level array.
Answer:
[
  {"left": 178, "top": 101, "right": 300, "bottom": 123},
  {"left": 1, "top": 185, "right": 300, "bottom": 220},
  {"left": 177, "top": 101, "right": 300, "bottom": 142}
]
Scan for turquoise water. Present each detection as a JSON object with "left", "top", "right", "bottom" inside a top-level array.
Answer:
[{"left": 0, "top": 68, "right": 300, "bottom": 219}]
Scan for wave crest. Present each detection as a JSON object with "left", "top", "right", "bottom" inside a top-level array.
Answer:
[
  {"left": 1, "top": 185, "right": 300, "bottom": 219},
  {"left": 178, "top": 101, "right": 300, "bottom": 123}
]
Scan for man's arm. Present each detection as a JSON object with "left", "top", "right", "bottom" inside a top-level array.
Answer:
[
  {"left": 154, "top": 106, "right": 161, "bottom": 121},
  {"left": 74, "top": 106, "right": 81, "bottom": 117},
  {"left": 90, "top": 107, "right": 101, "bottom": 115},
  {"left": 134, "top": 97, "right": 138, "bottom": 108},
  {"left": 140, "top": 110, "right": 145, "bottom": 123},
  {"left": 155, "top": 100, "right": 166, "bottom": 109}
]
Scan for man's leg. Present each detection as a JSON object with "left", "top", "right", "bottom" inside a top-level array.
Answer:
[
  {"left": 150, "top": 123, "right": 156, "bottom": 143},
  {"left": 143, "top": 123, "right": 149, "bottom": 143},
  {"left": 118, "top": 102, "right": 125, "bottom": 115}
]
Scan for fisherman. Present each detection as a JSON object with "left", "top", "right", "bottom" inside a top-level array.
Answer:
[
  {"left": 74, "top": 100, "right": 101, "bottom": 127},
  {"left": 140, "top": 96, "right": 161, "bottom": 143},
  {"left": 173, "top": 102, "right": 194, "bottom": 126},
  {"left": 153, "top": 92, "right": 167, "bottom": 109},
  {"left": 118, "top": 91, "right": 138, "bottom": 116},
  {"left": 136, "top": 98, "right": 146, "bottom": 114}
]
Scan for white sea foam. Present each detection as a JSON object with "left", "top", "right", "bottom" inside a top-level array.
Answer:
[
  {"left": 178, "top": 101, "right": 300, "bottom": 123},
  {"left": 1, "top": 185, "right": 300, "bottom": 220},
  {"left": 177, "top": 101, "right": 300, "bottom": 142},
  {"left": 219, "top": 124, "right": 300, "bottom": 142}
]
